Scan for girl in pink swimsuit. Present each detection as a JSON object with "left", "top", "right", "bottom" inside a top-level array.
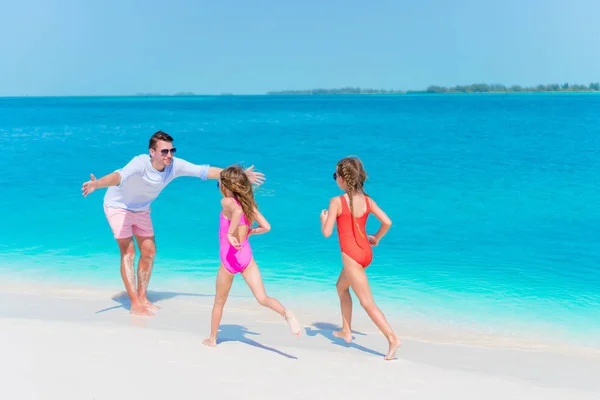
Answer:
[
  {"left": 219, "top": 197, "right": 253, "bottom": 274},
  {"left": 202, "top": 165, "right": 302, "bottom": 347}
]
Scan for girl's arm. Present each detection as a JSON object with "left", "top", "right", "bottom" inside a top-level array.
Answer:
[
  {"left": 368, "top": 197, "right": 392, "bottom": 245},
  {"left": 320, "top": 197, "right": 340, "bottom": 238},
  {"left": 250, "top": 208, "right": 271, "bottom": 235}
]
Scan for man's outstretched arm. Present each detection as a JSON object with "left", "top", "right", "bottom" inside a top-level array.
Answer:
[
  {"left": 207, "top": 165, "right": 265, "bottom": 186},
  {"left": 207, "top": 167, "right": 223, "bottom": 179},
  {"left": 82, "top": 156, "right": 144, "bottom": 197},
  {"left": 175, "top": 158, "right": 266, "bottom": 186},
  {"left": 81, "top": 172, "right": 121, "bottom": 197}
]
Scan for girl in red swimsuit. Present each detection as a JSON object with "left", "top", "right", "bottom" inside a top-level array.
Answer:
[{"left": 320, "top": 156, "right": 400, "bottom": 361}]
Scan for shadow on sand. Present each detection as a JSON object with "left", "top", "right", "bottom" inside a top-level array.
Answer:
[
  {"left": 305, "top": 321, "right": 386, "bottom": 358},
  {"left": 95, "top": 290, "right": 213, "bottom": 314},
  {"left": 216, "top": 324, "right": 298, "bottom": 360}
]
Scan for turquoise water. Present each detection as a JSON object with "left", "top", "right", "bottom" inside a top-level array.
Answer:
[{"left": 1, "top": 94, "right": 599, "bottom": 346}]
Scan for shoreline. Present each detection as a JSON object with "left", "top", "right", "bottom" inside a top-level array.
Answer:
[
  {"left": 2, "top": 253, "right": 599, "bottom": 354},
  {"left": 1, "top": 278, "right": 600, "bottom": 399},
  {"left": 1, "top": 275, "right": 599, "bottom": 359}
]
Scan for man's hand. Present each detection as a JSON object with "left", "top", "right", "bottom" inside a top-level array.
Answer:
[
  {"left": 82, "top": 174, "right": 98, "bottom": 197},
  {"left": 244, "top": 165, "right": 266, "bottom": 187}
]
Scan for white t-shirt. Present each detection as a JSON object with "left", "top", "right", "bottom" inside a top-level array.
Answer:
[{"left": 103, "top": 154, "right": 210, "bottom": 211}]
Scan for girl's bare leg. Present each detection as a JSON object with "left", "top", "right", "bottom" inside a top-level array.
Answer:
[
  {"left": 241, "top": 259, "right": 302, "bottom": 337},
  {"left": 202, "top": 264, "right": 234, "bottom": 347},
  {"left": 341, "top": 253, "right": 401, "bottom": 360},
  {"left": 333, "top": 268, "right": 353, "bottom": 342}
]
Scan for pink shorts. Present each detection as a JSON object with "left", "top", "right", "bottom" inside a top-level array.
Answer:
[{"left": 104, "top": 205, "right": 154, "bottom": 239}]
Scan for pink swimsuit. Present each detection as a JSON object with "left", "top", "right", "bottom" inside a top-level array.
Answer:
[{"left": 219, "top": 199, "right": 253, "bottom": 274}]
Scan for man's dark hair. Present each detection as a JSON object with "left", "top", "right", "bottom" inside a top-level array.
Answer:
[{"left": 149, "top": 131, "right": 174, "bottom": 149}]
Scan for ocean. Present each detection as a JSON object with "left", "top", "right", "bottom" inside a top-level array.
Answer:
[{"left": 1, "top": 94, "right": 599, "bottom": 348}]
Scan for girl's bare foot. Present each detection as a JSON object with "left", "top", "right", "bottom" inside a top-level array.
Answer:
[
  {"left": 333, "top": 330, "right": 353, "bottom": 343},
  {"left": 285, "top": 311, "right": 302, "bottom": 337},
  {"left": 130, "top": 303, "right": 154, "bottom": 317},
  {"left": 384, "top": 336, "right": 401, "bottom": 360},
  {"left": 202, "top": 337, "right": 217, "bottom": 347}
]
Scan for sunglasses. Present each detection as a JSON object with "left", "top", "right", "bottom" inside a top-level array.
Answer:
[
  {"left": 156, "top": 148, "right": 177, "bottom": 156},
  {"left": 333, "top": 172, "right": 338, "bottom": 180}
]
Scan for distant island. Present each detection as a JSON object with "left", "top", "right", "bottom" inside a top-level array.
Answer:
[
  {"left": 135, "top": 92, "right": 198, "bottom": 96},
  {"left": 267, "top": 82, "right": 600, "bottom": 95},
  {"left": 266, "top": 88, "right": 406, "bottom": 95},
  {"left": 132, "top": 82, "right": 600, "bottom": 97},
  {"left": 134, "top": 92, "right": 234, "bottom": 96}
]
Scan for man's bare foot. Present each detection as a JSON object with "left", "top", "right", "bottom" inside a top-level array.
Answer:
[
  {"left": 284, "top": 311, "right": 302, "bottom": 337},
  {"left": 384, "top": 336, "right": 401, "bottom": 360},
  {"left": 333, "top": 330, "right": 353, "bottom": 343},
  {"left": 202, "top": 337, "right": 217, "bottom": 347},
  {"left": 141, "top": 300, "right": 161, "bottom": 311},
  {"left": 130, "top": 303, "right": 154, "bottom": 317}
]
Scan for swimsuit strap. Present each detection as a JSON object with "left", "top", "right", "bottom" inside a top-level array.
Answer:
[
  {"left": 340, "top": 194, "right": 369, "bottom": 218},
  {"left": 232, "top": 197, "right": 249, "bottom": 226},
  {"left": 340, "top": 194, "right": 367, "bottom": 240}
]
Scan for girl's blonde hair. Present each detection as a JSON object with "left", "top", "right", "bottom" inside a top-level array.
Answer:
[
  {"left": 219, "top": 165, "right": 258, "bottom": 223},
  {"left": 336, "top": 156, "right": 368, "bottom": 227}
]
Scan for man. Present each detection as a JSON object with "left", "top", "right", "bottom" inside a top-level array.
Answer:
[{"left": 81, "top": 131, "right": 265, "bottom": 316}]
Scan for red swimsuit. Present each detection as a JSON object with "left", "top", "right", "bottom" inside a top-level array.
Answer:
[{"left": 336, "top": 195, "right": 373, "bottom": 268}]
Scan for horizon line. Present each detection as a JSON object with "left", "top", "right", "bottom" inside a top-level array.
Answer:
[
  {"left": 2, "top": 82, "right": 600, "bottom": 98},
  {"left": 2, "top": 92, "right": 600, "bottom": 99}
]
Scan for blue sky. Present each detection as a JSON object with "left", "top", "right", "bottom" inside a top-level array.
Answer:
[{"left": 1, "top": 0, "right": 599, "bottom": 96}]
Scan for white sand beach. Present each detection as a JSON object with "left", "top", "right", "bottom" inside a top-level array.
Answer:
[{"left": 1, "top": 280, "right": 599, "bottom": 400}]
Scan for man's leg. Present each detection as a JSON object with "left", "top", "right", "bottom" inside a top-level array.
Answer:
[
  {"left": 131, "top": 209, "right": 158, "bottom": 310},
  {"left": 135, "top": 235, "right": 159, "bottom": 310},
  {"left": 104, "top": 205, "right": 154, "bottom": 317},
  {"left": 116, "top": 237, "right": 154, "bottom": 316}
]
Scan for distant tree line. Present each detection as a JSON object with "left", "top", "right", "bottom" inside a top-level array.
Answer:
[
  {"left": 416, "top": 82, "right": 600, "bottom": 93},
  {"left": 267, "top": 83, "right": 600, "bottom": 95},
  {"left": 266, "top": 87, "right": 406, "bottom": 95}
]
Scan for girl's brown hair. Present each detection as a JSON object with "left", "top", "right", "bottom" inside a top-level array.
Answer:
[
  {"left": 336, "top": 156, "right": 368, "bottom": 228},
  {"left": 219, "top": 165, "right": 258, "bottom": 223}
]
